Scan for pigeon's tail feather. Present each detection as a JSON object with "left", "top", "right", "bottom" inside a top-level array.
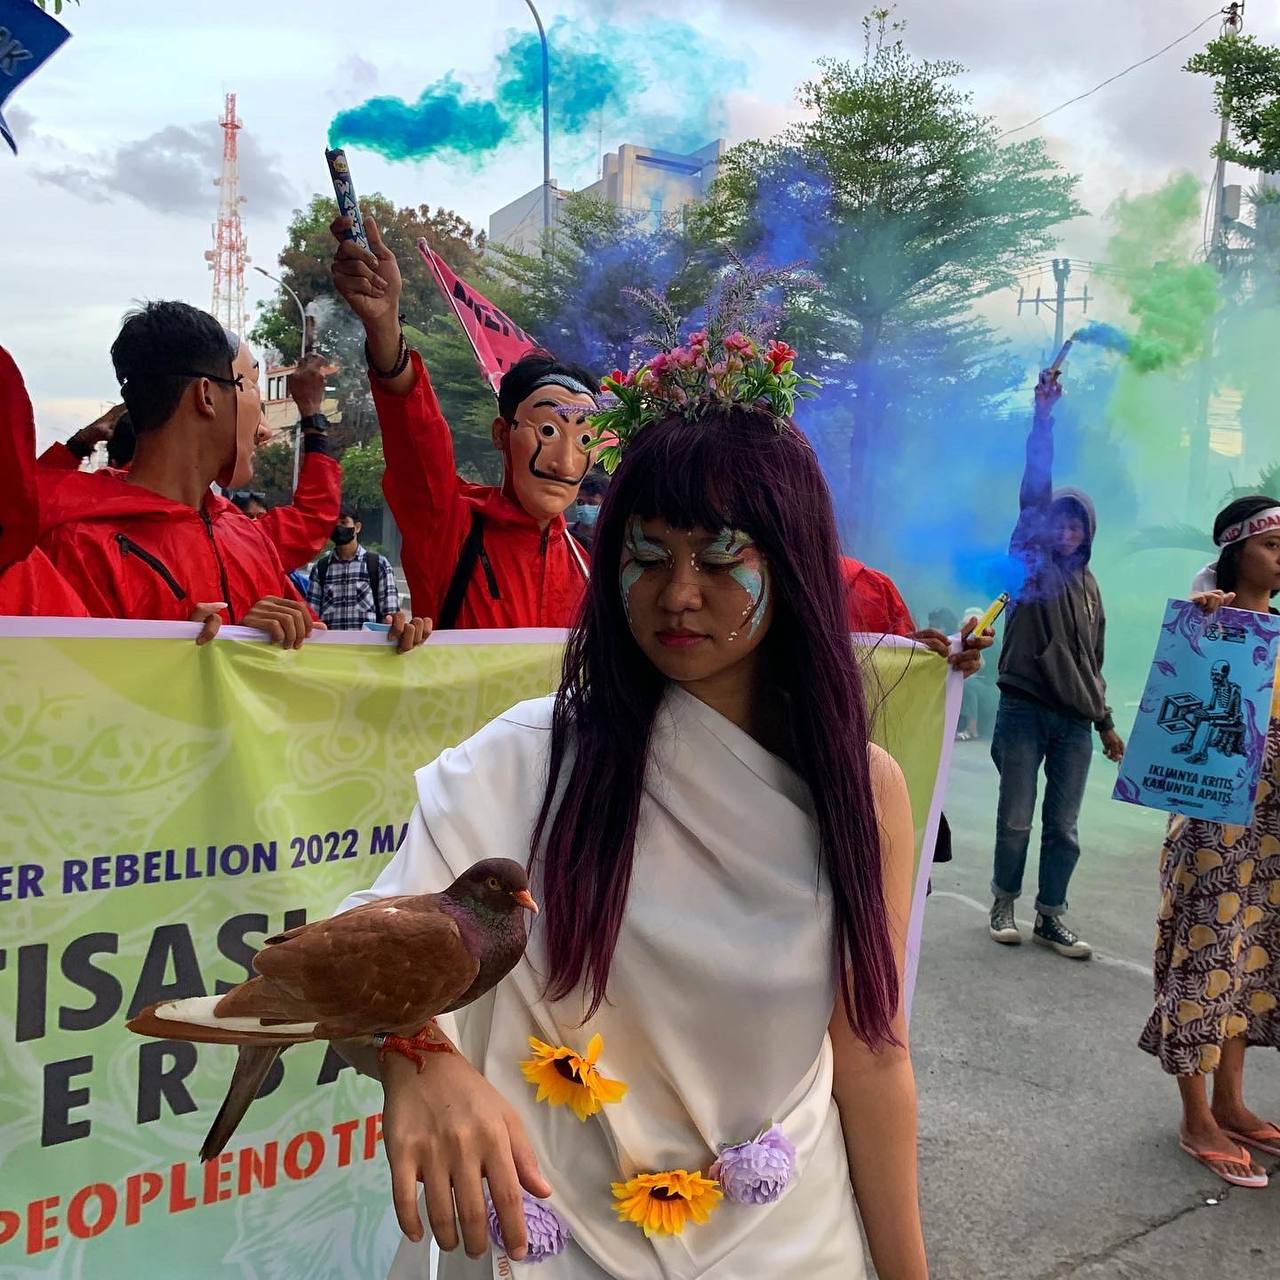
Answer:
[
  {"left": 200, "top": 1045, "right": 283, "bottom": 1162},
  {"left": 126, "top": 995, "right": 317, "bottom": 1046}
]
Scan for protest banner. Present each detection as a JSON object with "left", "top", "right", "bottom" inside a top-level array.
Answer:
[
  {"left": 1114, "top": 600, "right": 1280, "bottom": 825},
  {"left": 0, "top": 621, "right": 957, "bottom": 1277}
]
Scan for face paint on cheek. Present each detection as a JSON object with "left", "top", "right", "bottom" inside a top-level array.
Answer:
[
  {"left": 705, "top": 529, "right": 770, "bottom": 642},
  {"left": 620, "top": 517, "right": 665, "bottom": 624}
]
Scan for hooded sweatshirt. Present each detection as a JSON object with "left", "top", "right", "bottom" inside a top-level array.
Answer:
[
  {"left": 0, "top": 347, "right": 88, "bottom": 617},
  {"left": 37, "top": 468, "right": 307, "bottom": 625},
  {"left": 997, "top": 416, "right": 1114, "bottom": 733},
  {"left": 370, "top": 352, "right": 588, "bottom": 628}
]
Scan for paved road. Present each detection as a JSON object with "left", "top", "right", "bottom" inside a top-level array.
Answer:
[{"left": 910, "top": 740, "right": 1280, "bottom": 1279}]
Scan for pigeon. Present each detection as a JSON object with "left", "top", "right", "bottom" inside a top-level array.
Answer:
[{"left": 126, "top": 857, "right": 538, "bottom": 1162}]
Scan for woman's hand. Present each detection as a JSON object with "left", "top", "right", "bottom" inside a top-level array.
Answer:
[
  {"left": 381, "top": 1047, "right": 552, "bottom": 1263},
  {"left": 1191, "top": 589, "right": 1235, "bottom": 615}
]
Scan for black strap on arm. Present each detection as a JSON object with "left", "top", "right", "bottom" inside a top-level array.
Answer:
[
  {"left": 438, "top": 511, "right": 500, "bottom": 629},
  {"left": 364, "top": 552, "right": 385, "bottom": 618},
  {"left": 315, "top": 552, "right": 333, "bottom": 597}
]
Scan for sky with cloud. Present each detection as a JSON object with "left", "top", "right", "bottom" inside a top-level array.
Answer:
[{"left": 4, "top": 0, "right": 1275, "bottom": 444}]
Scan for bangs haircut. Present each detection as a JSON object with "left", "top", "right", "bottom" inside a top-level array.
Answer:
[{"left": 532, "top": 405, "right": 901, "bottom": 1049}]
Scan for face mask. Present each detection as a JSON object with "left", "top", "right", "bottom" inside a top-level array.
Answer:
[
  {"left": 331, "top": 525, "right": 357, "bottom": 546},
  {"left": 570, "top": 503, "right": 600, "bottom": 528}
]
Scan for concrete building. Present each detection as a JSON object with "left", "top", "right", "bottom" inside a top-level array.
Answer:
[{"left": 488, "top": 139, "right": 726, "bottom": 251}]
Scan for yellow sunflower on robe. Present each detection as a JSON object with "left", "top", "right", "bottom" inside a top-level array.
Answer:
[
  {"left": 612, "top": 1170, "right": 723, "bottom": 1237},
  {"left": 520, "top": 1033, "right": 628, "bottom": 1120}
]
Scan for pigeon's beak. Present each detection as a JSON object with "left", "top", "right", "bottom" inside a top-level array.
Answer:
[{"left": 513, "top": 889, "right": 540, "bottom": 915}]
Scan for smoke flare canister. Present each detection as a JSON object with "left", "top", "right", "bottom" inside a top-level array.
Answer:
[{"left": 325, "top": 148, "right": 370, "bottom": 252}]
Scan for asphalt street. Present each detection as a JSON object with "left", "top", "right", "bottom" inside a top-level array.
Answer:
[{"left": 910, "top": 739, "right": 1280, "bottom": 1280}]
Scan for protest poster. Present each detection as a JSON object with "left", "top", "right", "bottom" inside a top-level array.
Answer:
[
  {"left": 0, "top": 621, "right": 956, "bottom": 1276},
  {"left": 1114, "top": 599, "right": 1280, "bottom": 825}
]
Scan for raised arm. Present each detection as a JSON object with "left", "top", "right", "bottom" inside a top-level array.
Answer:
[
  {"left": 1010, "top": 369, "right": 1062, "bottom": 559},
  {"left": 257, "top": 357, "right": 342, "bottom": 571},
  {"left": 330, "top": 213, "right": 467, "bottom": 610}
]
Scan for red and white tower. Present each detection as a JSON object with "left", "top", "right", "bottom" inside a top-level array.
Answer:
[{"left": 204, "top": 93, "right": 250, "bottom": 332}]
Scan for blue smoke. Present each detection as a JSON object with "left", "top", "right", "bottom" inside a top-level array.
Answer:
[
  {"left": 329, "top": 18, "right": 742, "bottom": 168},
  {"left": 1073, "top": 321, "right": 1130, "bottom": 354}
]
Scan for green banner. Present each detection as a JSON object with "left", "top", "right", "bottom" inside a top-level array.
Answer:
[{"left": 0, "top": 625, "right": 954, "bottom": 1278}]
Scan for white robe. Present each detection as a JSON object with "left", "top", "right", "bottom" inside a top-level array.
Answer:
[{"left": 342, "top": 686, "right": 867, "bottom": 1280}]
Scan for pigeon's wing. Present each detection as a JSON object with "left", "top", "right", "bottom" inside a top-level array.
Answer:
[{"left": 250, "top": 898, "right": 480, "bottom": 1034}]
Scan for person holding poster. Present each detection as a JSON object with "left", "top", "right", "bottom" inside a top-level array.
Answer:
[
  {"left": 329, "top": 215, "right": 596, "bottom": 629},
  {"left": 338, "top": 317, "right": 928, "bottom": 1278},
  {"left": 1140, "top": 496, "right": 1280, "bottom": 1190}
]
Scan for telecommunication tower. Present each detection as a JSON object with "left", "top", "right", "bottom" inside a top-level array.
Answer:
[{"left": 204, "top": 93, "right": 250, "bottom": 332}]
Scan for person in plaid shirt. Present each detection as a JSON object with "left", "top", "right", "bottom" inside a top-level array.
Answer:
[{"left": 307, "top": 509, "right": 400, "bottom": 629}]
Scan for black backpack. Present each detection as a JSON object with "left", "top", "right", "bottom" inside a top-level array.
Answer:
[{"left": 315, "top": 550, "right": 389, "bottom": 618}]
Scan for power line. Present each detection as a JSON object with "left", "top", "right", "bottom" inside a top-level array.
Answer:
[{"left": 997, "top": 9, "right": 1223, "bottom": 140}]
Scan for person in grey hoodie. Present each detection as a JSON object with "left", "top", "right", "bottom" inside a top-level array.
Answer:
[{"left": 988, "top": 369, "right": 1126, "bottom": 958}]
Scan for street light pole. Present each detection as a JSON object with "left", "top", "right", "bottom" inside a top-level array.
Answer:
[{"left": 523, "top": 0, "right": 552, "bottom": 249}]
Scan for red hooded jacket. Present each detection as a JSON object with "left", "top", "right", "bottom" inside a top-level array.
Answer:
[
  {"left": 0, "top": 348, "right": 88, "bottom": 617},
  {"left": 40, "top": 435, "right": 340, "bottom": 573},
  {"left": 372, "top": 353, "right": 588, "bottom": 628},
  {"left": 841, "top": 556, "right": 915, "bottom": 636},
  {"left": 38, "top": 469, "right": 307, "bottom": 625}
]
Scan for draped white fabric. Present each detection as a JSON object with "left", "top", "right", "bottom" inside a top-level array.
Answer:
[{"left": 342, "top": 688, "right": 867, "bottom": 1279}]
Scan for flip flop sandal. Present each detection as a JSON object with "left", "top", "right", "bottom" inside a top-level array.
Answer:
[
  {"left": 1222, "top": 1123, "right": 1280, "bottom": 1158},
  {"left": 1178, "top": 1139, "right": 1269, "bottom": 1188}
]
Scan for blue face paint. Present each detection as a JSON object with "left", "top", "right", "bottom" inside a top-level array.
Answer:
[
  {"left": 703, "top": 528, "right": 770, "bottom": 640},
  {"left": 620, "top": 515, "right": 668, "bottom": 623}
]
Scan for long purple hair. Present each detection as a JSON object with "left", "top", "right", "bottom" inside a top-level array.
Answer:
[{"left": 530, "top": 405, "right": 900, "bottom": 1047}]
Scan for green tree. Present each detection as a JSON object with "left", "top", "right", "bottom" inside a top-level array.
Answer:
[
  {"left": 339, "top": 438, "right": 387, "bottom": 515},
  {"left": 1186, "top": 33, "right": 1280, "bottom": 172},
  {"left": 697, "top": 9, "right": 1083, "bottom": 539}
]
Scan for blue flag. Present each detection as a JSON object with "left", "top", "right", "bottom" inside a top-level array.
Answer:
[{"left": 0, "top": 0, "right": 71, "bottom": 155}]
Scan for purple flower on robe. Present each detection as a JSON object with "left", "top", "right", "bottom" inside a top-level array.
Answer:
[
  {"left": 710, "top": 1124, "right": 796, "bottom": 1205},
  {"left": 485, "top": 1188, "right": 571, "bottom": 1263}
]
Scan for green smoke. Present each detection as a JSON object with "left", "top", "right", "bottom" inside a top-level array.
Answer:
[{"left": 1105, "top": 173, "right": 1221, "bottom": 372}]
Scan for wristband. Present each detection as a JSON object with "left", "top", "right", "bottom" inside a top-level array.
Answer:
[
  {"left": 366, "top": 332, "right": 409, "bottom": 381},
  {"left": 299, "top": 413, "right": 328, "bottom": 433}
]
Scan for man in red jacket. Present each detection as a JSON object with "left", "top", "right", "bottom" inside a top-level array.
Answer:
[
  {"left": 330, "top": 215, "right": 595, "bottom": 628},
  {"left": 0, "top": 345, "right": 90, "bottom": 617},
  {"left": 37, "top": 302, "right": 320, "bottom": 647}
]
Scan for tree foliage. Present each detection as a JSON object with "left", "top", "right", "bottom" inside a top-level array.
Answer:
[
  {"left": 1186, "top": 33, "right": 1280, "bottom": 173},
  {"left": 693, "top": 10, "right": 1082, "bottom": 541}
]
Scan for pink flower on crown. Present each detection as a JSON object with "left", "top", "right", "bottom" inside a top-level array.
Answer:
[
  {"left": 765, "top": 339, "right": 797, "bottom": 372},
  {"left": 646, "top": 352, "right": 671, "bottom": 377},
  {"left": 670, "top": 346, "right": 696, "bottom": 370},
  {"left": 723, "top": 331, "right": 754, "bottom": 357},
  {"left": 687, "top": 329, "right": 709, "bottom": 351}
]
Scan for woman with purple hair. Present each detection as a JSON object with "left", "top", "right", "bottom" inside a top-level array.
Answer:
[{"left": 340, "top": 310, "right": 927, "bottom": 1278}]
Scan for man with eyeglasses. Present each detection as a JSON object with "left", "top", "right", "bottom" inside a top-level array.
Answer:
[
  {"left": 329, "top": 214, "right": 597, "bottom": 629},
  {"left": 37, "top": 301, "right": 428, "bottom": 651}
]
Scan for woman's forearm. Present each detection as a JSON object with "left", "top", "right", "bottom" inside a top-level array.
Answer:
[{"left": 834, "top": 1052, "right": 927, "bottom": 1280}]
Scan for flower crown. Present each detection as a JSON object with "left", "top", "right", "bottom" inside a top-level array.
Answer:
[{"left": 588, "top": 258, "right": 820, "bottom": 473}]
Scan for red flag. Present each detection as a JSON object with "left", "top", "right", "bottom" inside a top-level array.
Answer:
[{"left": 417, "top": 239, "right": 538, "bottom": 395}]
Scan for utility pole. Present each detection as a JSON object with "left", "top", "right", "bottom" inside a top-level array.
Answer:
[
  {"left": 1016, "top": 258, "right": 1090, "bottom": 350},
  {"left": 1188, "top": 1, "right": 1245, "bottom": 507}
]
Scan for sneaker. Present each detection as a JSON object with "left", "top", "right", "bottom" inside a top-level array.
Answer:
[
  {"left": 989, "top": 900, "right": 1022, "bottom": 945},
  {"left": 1033, "top": 914, "right": 1092, "bottom": 959}
]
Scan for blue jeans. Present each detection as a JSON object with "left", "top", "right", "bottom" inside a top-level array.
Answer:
[{"left": 990, "top": 692, "right": 1094, "bottom": 917}]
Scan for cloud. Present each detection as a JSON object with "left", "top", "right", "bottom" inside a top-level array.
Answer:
[
  {"left": 3, "top": 104, "right": 36, "bottom": 146},
  {"left": 33, "top": 121, "right": 295, "bottom": 217}
]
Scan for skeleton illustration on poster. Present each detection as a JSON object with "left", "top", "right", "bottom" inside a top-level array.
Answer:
[{"left": 1114, "top": 599, "right": 1280, "bottom": 825}]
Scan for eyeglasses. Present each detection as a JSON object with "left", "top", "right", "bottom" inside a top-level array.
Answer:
[{"left": 169, "top": 369, "right": 245, "bottom": 391}]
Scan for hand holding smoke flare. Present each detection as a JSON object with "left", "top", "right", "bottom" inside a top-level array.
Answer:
[{"left": 126, "top": 859, "right": 537, "bottom": 1162}]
